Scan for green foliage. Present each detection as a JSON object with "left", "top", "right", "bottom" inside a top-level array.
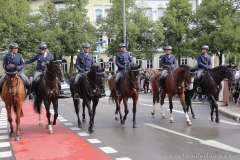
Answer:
[
  {"left": 97, "top": 0, "right": 164, "bottom": 59},
  {"left": 191, "top": 0, "right": 240, "bottom": 65},
  {"left": 160, "top": 0, "right": 194, "bottom": 62}
]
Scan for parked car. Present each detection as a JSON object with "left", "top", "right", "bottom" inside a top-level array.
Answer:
[{"left": 59, "top": 81, "right": 71, "bottom": 97}]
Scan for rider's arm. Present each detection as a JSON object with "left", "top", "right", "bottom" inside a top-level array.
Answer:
[
  {"left": 24, "top": 54, "right": 38, "bottom": 65},
  {"left": 2, "top": 54, "right": 8, "bottom": 70},
  {"left": 115, "top": 54, "right": 124, "bottom": 68},
  {"left": 128, "top": 53, "right": 134, "bottom": 64},
  {"left": 160, "top": 56, "right": 170, "bottom": 68},
  {"left": 17, "top": 55, "right": 25, "bottom": 71},
  {"left": 197, "top": 54, "right": 206, "bottom": 68},
  {"left": 172, "top": 56, "right": 177, "bottom": 68},
  {"left": 75, "top": 54, "right": 84, "bottom": 72},
  {"left": 208, "top": 56, "right": 212, "bottom": 68}
]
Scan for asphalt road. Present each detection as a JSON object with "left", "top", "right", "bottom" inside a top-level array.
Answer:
[{"left": 1, "top": 91, "right": 240, "bottom": 160}]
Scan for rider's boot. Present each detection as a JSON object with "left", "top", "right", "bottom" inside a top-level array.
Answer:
[
  {"left": 196, "top": 79, "right": 202, "bottom": 92},
  {"left": 74, "top": 84, "right": 79, "bottom": 99},
  {"left": 29, "top": 82, "right": 35, "bottom": 100},
  {"left": 27, "top": 84, "right": 34, "bottom": 100},
  {"left": 115, "top": 82, "right": 121, "bottom": 97}
]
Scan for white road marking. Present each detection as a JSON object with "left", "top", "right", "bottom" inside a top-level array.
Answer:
[
  {"left": 58, "top": 119, "right": 67, "bottom": 122},
  {"left": 99, "top": 147, "right": 118, "bottom": 154},
  {"left": 145, "top": 123, "right": 240, "bottom": 154},
  {"left": 69, "top": 127, "right": 81, "bottom": 131},
  {"left": 0, "top": 151, "right": 12, "bottom": 158},
  {"left": 0, "top": 135, "right": 9, "bottom": 140},
  {"left": 0, "top": 130, "right": 8, "bottom": 134},
  {"left": 0, "top": 142, "right": 10, "bottom": 148},
  {"left": 0, "top": 123, "right": 7, "bottom": 126},
  {"left": 63, "top": 123, "right": 73, "bottom": 126},
  {"left": 116, "top": 158, "right": 132, "bottom": 160},
  {"left": 77, "top": 132, "right": 89, "bottom": 136},
  {"left": 0, "top": 126, "right": 7, "bottom": 129},
  {"left": 87, "top": 139, "right": 101, "bottom": 144},
  {"left": 167, "top": 109, "right": 184, "bottom": 114},
  {"left": 57, "top": 117, "right": 64, "bottom": 120},
  {"left": 208, "top": 118, "right": 240, "bottom": 126}
]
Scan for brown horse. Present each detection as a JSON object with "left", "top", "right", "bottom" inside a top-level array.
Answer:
[
  {"left": 1, "top": 65, "right": 27, "bottom": 141},
  {"left": 151, "top": 65, "right": 195, "bottom": 125},
  {"left": 109, "top": 63, "right": 141, "bottom": 128}
]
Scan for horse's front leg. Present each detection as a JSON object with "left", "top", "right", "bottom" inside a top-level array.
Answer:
[
  {"left": 160, "top": 90, "right": 166, "bottom": 119},
  {"left": 82, "top": 100, "right": 86, "bottom": 123},
  {"left": 115, "top": 97, "right": 122, "bottom": 121},
  {"left": 6, "top": 105, "right": 14, "bottom": 137},
  {"left": 179, "top": 93, "right": 191, "bottom": 126},
  {"left": 39, "top": 114, "right": 43, "bottom": 127},
  {"left": 52, "top": 100, "right": 58, "bottom": 126},
  {"left": 85, "top": 99, "right": 94, "bottom": 133},
  {"left": 44, "top": 101, "right": 53, "bottom": 134},
  {"left": 91, "top": 98, "right": 99, "bottom": 132},
  {"left": 132, "top": 96, "right": 138, "bottom": 128},
  {"left": 122, "top": 97, "right": 129, "bottom": 124},
  {"left": 151, "top": 89, "right": 158, "bottom": 115},
  {"left": 73, "top": 98, "right": 82, "bottom": 128},
  {"left": 168, "top": 94, "right": 175, "bottom": 123},
  {"left": 15, "top": 103, "right": 23, "bottom": 141}
]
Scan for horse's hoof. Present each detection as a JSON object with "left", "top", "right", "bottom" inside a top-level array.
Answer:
[
  {"left": 215, "top": 118, "right": 219, "bottom": 123},
  {"left": 211, "top": 117, "right": 214, "bottom": 121},
  {"left": 78, "top": 123, "right": 82, "bottom": 128},
  {"left": 121, "top": 120, "right": 125, "bottom": 124},
  {"left": 192, "top": 115, "right": 196, "bottom": 119},
  {"left": 170, "top": 119, "right": 175, "bottom": 123},
  {"left": 133, "top": 123, "right": 138, "bottom": 128},
  {"left": 18, "top": 127, "right": 21, "bottom": 131},
  {"left": 151, "top": 111, "right": 155, "bottom": 115},
  {"left": 39, "top": 123, "right": 43, "bottom": 127},
  {"left": 88, "top": 128, "right": 94, "bottom": 133},
  {"left": 115, "top": 117, "right": 119, "bottom": 121},
  {"left": 10, "top": 132, "right": 14, "bottom": 138},
  {"left": 52, "top": 121, "right": 56, "bottom": 125},
  {"left": 186, "top": 121, "right": 192, "bottom": 126},
  {"left": 15, "top": 136, "right": 20, "bottom": 141},
  {"left": 82, "top": 119, "right": 86, "bottom": 123},
  {"left": 49, "top": 130, "right": 54, "bottom": 134},
  {"left": 162, "top": 115, "right": 166, "bottom": 119}
]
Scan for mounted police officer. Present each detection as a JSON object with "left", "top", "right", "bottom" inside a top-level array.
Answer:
[
  {"left": 74, "top": 42, "right": 94, "bottom": 99},
  {"left": 159, "top": 46, "right": 176, "bottom": 89},
  {"left": 0, "top": 43, "right": 31, "bottom": 95},
  {"left": 196, "top": 45, "right": 212, "bottom": 92},
  {"left": 24, "top": 43, "right": 54, "bottom": 99},
  {"left": 115, "top": 43, "right": 134, "bottom": 96}
]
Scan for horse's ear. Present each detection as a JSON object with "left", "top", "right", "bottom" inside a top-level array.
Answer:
[{"left": 53, "top": 54, "right": 56, "bottom": 61}]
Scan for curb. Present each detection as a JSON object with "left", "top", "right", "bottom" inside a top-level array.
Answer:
[{"left": 217, "top": 102, "right": 240, "bottom": 122}]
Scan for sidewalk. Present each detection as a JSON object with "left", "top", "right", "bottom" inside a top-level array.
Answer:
[{"left": 217, "top": 102, "right": 240, "bottom": 122}]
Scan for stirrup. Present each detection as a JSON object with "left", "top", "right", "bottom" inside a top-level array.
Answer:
[
  {"left": 74, "top": 93, "right": 79, "bottom": 99},
  {"left": 116, "top": 91, "right": 121, "bottom": 97},
  {"left": 197, "top": 87, "right": 202, "bottom": 92}
]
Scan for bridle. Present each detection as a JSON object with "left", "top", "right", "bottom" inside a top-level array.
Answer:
[
  {"left": 5, "top": 71, "right": 19, "bottom": 95},
  {"left": 207, "top": 68, "right": 235, "bottom": 82},
  {"left": 43, "top": 60, "right": 64, "bottom": 94},
  {"left": 125, "top": 68, "right": 140, "bottom": 91},
  {"left": 170, "top": 68, "right": 194, "bottom": 90}
]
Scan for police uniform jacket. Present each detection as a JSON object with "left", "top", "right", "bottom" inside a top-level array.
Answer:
[
  {"left": 75, "top": 52, "right": 94, "bottom": 73},
  {"left": 160, "top": 54, "right": 176, "bottom": 70},
  {"left": 197, "top": 53, "right": 212, "bottom": 70},
  {"left": 3, "top": 52, "right": 24, "bottom": 74},
  {"left": 115, "top": 51, "right": 134, "bottom": 72},
  {"left": 24, "top": 52, "right": 53, "bottom": 72}
]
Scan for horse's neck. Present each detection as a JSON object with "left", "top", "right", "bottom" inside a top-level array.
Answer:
[
  {"left": 87, "top": 70, "right": 97, "bottom": 83},
  {"left": 210, "top": 68, "right": 226, "bottom": 84},
  {"left": 44, "top": 68, "right": 56, "bottom": 86},
  {"left": 174, "top": 69, "right": 186, "bottom": 81}
]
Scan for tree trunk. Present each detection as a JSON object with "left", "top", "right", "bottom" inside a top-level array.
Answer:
[
  {"left": 68, "top": 55, "right": 74, "bottom": 80},
  {"left": 218, "top": 52, "right": 223, "bottom": 65}
]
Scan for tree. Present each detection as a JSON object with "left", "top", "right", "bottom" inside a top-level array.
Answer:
[
  {"left": 191, "top": 0, "right": 240, "bottom": 65},
  {"left": 0, "top": 0, "right": 32, "bottom": 55},
  {"left": 97, "top": 0, "right": 164, "bottom": 59},
  {"left": 160, "top": 0, "right": 193, "bottom": 65}
]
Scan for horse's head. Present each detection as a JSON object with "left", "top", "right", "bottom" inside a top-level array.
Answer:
[
  {"left": 47, "top": 54, "right": 65, "bottom": 82},
  {"left": 96, "top": 65, "right": 106, "bottom": 97},
  {"left": 178, "top": 65, "right": 195, "bottom": 89},
  {"left": 225, "top": 64, "right": 236, "bottom": 82},
  {"left": 128, "top": 63, "right": 141, "bottom": 90},
  {"left": 5, "top": 64, "right": 18, "bottom": 82}
]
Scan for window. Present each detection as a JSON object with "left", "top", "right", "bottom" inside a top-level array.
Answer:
[
  {"left": 55, "top": 4, "right": 66, "bottom": 10},
  {"left": 146, "top": 60, "right": 153, "bottom": 68},
  {"left": 108, "top": 58, "right": 114, "bottom": 71},
  {"left": 95, "top": 9, "right": 103, "bottom": 21},
  {"left": 98, "top": 35, "right": 103, "bottom": 42},
  {"left": 105, "top": 9, "right": 110, "bottom": 17},
  {"left": 98, "top": 58, "right": 104, "bottom": 68},
  {"left": 145, "top": 8, "right": 152, "bottom": 20},
  {"left": 181, "top": 58, "right": 187, "bottom": 65},
  {"left": 108, "top": 38, "right": 113, "bottom": 44},
  {"left": 136, "top": 59, "right": 142, "bottom": 68},
  {"left": 158, "top": 8, "right": 164, "bottom": 19}
]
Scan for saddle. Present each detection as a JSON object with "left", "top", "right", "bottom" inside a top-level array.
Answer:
[
  {"left": 196, "top": 70, "right": 207, "bottom": 84},
  {"left": 34, "top": 75, "right": 43, "bottom": 95},
  {"left": 71, "top": 74, "right": 86, "bottom": 94},
  {"left": 157, "top": 71, "right": 169, "bottom": 88}
]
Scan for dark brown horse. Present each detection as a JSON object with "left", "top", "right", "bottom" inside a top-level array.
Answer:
[
  {"left": 33, "top": 55, "right": 64, "bottom": 134},
  {"left": 109, "top": 63, "right": 141, "bottom": 128},
  {"left": 1, "top": 65, "right": 27, "bottom": 141},
  {"left": 70, "top": 64, "right": 106, "bottom": 133},
  {"left": 151, "top": 65, "right": 195, "bottom": 125}
]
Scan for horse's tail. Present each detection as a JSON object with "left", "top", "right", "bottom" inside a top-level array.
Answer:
[
  {"left": 33, "top": 98, "right": 42, "bottom": 114},
  {"left": 109, "top": 92, "right": 115, "bottom": 103},
  {"left": 13, "top": 105, "right": 24, "bottom": 117}
]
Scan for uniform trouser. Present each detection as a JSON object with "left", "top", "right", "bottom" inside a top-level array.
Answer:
[
  {"left": 0, "top": 73, "right": 30, "bottom": 87},
  {"left": 33, "top": 71, "right": 42, "bottom": 82},
  {"left": 197, "top": 70, "right": 203, "bottom": 79},
  {"left": 115, "top": 72, "right": 122, "bottom": 92},
  {"left": 74, "top": 73, "right": 82, "bottom": 84},
  {"left": 160, "top": 69, "right": 168, "bottom": 79}
]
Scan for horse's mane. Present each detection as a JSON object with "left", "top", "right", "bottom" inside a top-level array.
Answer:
[
  {"left": 211, "top": 65, "right": 224, "bottom": 72},
  {"left": 131, "top": 63, "right": 140, "bottom": 70},
  {"left": 5, "top": 65, "right": 17, "bottom": 73},
  {"left": 179, "top": 64, "right": 191, "bottom": 69}
]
